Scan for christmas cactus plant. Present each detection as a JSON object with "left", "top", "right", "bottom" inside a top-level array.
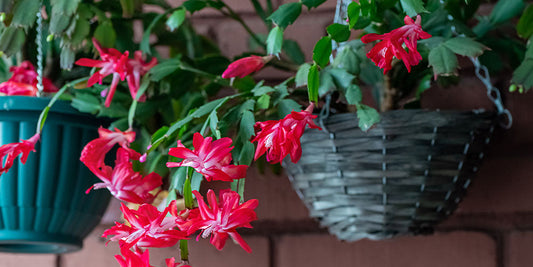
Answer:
[{"left": 0, "top": 0, "right": 530, "bottom": 265}]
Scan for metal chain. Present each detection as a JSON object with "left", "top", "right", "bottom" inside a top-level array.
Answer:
[
  {"left": 446, "top": 13, "right": 513, "bottom": 129},
  {"left": 36, "top": 9, "right": 44, "bottom": 96},
  {"left": 469, "top": 56, "right": 513, "bottom": 129}
]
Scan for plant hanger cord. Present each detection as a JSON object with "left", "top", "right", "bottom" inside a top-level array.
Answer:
[{"left": 35, "top": 8, "right": 44, "bottom": 97}]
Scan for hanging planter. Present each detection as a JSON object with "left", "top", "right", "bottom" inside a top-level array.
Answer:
[
  {"left": 284, "top": 109, "right": 496, "bottom": 241},
  {"left": 0, "top": 96, "right": 111, "bottom": 253}
]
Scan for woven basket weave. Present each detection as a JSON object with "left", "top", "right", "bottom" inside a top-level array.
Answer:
[{"left": 283, "top": 109, "right": 495, "bottom": 241}]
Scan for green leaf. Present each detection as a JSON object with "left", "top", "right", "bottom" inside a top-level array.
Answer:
[
  {"left": 166, "top": 9, "right": 186, "bottom": 32},
  {"left": 512, "top": 59, "right": 533, "bottom": 90},
  {"left": 51, "top": 0, "right": 81, "bottom": 15},
  {"left": 428, "top": 44, "right": 458, "bottom": 77},
  {"left": 252, "top": 85, "right": 275, "bottom": 96},
  {"left": 277, "top": 99, "right": 302, "bottom": 116},
  {"left": 94, "top": 21, "right": 117, "bottom": 48},
  {"left": 443, "top": 37, "right": 486, "bottom": 57},
  {"left": 256, "top": 94, "right": 271, "bottom": 109},
  {"left": 49, "top": 10, "right": 73, "bottom": 35},
  {"left": 327, "top": 24, "right": 351, "bottom": 43},
  {"left": 333, "top": 46, "right": 360, "bottom": 75},
  {"left": 238, "top": 142, "right": 255, "bottom": 166},
  {"left": 60, "top": 48, "right": 76, "bottom": 70},
  {"left": 151, "top": 127, "right": 169, "bottom": 143},
  {"left": 329, "top": 68, "right": 355, "bottom": 90},
  {"left": 183, "top": 176, "right": 193, "bottom": 207},
  {"left": 517, "top": 4, "right": 533, "bottom": 39},
  {"left": 149, "top": 58, "right": 181, "bottom": 81},
  {"left": 283, "top": 39, "right": 305, "bottom": 64},
  {"left": 345, "top": 84, "right": 362, "bottom": 105},
  {"left": 356, "top": 104, "right": 380, "bottom": 131},
  {"left": 266, "top": 26, "right": 283, "bottom": 56},
  {"left": 307, "top": 63, "right": 319, "bottom": 103},
  {"left": 301, "top": 0, "right": 326, "bottom": 9},
  {"left": 119, "top": 0, "right": 136, "bottom": 17},
  {"left": 490, "top": 0, "right": 525, "bottom": 24},
  {"left": 141, "top": 12, "right": 166, "bottom": 55},
  {"left": 11, "top": 0, "right": 40, "bottom": 28},
  {"left": 295, "top": 63, "right": 311, "bottom": 87},
  {"left": 0, "top": 27, "right": 25, "bottom": 57},
  {"left": 170, "top": 167, "right": 187, "bottom": 193},
  {"left": 268, "top": 2, "right": 302, "bottom": 29},
  {"left": 416, "top": 74, "right": 432, "bottom": 99},
  {"left": 400, "top": 0, "right": 427, "bottom": 17},
  {"left": 190, "top": 171, "right": 204, "bottom": 192},
  {"left": 69, "top": 17, "right": 91, "bottom": 46},
  {"left": 313, "top": 36, "right": 332, "bottom": 68},
  {"left": 71, "top": 94, "right": 101, "bottom": 114},
  {"left": 347, "top": 2, "right": 361, "bottom": 29},
  {"left": 183, "top": 0, "right": 207, "bottom": 13}
]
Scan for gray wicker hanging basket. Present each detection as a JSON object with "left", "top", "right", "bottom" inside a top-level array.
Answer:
[{"left": 283, "top": 109, "right": 495, "bottom": 241}]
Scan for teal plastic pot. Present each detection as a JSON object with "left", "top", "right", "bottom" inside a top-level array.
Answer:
[{"left": 0, "top": 96, "right": 111, "bottom": 254}]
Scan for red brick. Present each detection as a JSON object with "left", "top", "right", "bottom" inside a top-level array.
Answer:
[
  {"left": 61, "top": 226, "right": 120, "bottom": 267},
  {"left": 506, "top": 231, "right": 533, "bottom": 267},
  {"left": 456, "top": 156, "right": 533, "bottom": 214},
  {"left": 245, "top": 167, "right": 311, "bottom": 221},
  {"left": 277, "top": 232, "right": 496, "bottom": 267},
  {"left": 0, "top": 254, "right": 56, "bottom": 267}
]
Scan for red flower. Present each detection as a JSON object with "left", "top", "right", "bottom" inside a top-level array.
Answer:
[
  {"left": 103, "top": 201, "right": 188, "bottom": 249},
  {"left": 0, "top": 133, "right": 40, "bottom": 174},
  {"left": 361, "top": 15, "right": 431, "bottom": 74},
  {"left": 80, "top": 127, "right": 136, "bottom": 175},
  {"left": 115, "top": 244, "right": 153, "bottom": 267},
  {"left": 178, "top": 189, "right": 258, "bottom": 253},
  {"left": 126, "top": 51, "right": 157, "bottom": 102},
  {"left": 166, "top": 133, "right": 248, "bottom": 182},
  {"left": 75, "top": 38, "right": 130, "bottom": 107},
  {"left": 86, "top": 148, "right": 162, "bottom": 204},
  {"left": 221, "top": 55, "right": 267, "bottom": 79},
  {"left": 0, "top": 61, "right": 58, "bottom": 96},
  {"left": 251, "top": 103, "right": 321, "bottom": 164}
]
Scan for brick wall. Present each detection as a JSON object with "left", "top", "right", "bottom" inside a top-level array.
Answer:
[{"left": 3, "top": 1, "right": 533, "bottom": 266}]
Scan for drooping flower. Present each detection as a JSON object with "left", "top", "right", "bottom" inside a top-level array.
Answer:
[
  {"left": 126, "top": 51, "right": 157, "bottom": 102},
  {"left": 177, "top": 189, "right": 258, "bottom": 253},
  {"left": 115, "top": 243, "right": 153, "bottom": 267},
  {"left": 0, "top": 61, "right": 58, "bottom": 96},
  {"left": 251, "top": 103, "right": 321, "bottom": 164},
  {"left": 361, "top": 15, "right": 432, "bottom": 74},
  {"left": 86, "top": 148, "right": 162, "bottom": 204},
  {"left": 75, "top": 38, "right": 130, "bottom": 107},
  {"left": 103, "top": 200, "right": 188, "bottom": 249},
  {"left": 0, "top": 133, "right": 40, "bottom": 175},
  {"left": 221, "top": 55, "right": 268, "bottom": 79},
  {"left": 166, "top": 133, "right": 248, "bottom": 182},
  {"left": 80, "top": 127, "right": 136, "bottom": 175}
]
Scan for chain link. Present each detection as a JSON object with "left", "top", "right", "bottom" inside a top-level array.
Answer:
[{"left": 36, "top": 9, "right": 44, "bottom": 96}]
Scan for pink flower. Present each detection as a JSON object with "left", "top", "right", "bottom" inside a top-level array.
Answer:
[
  {"left": 221, "top": 55, "right": 267, "bottom": 79},
  {"left": 103, "top": 201, "right": 188, "bottom": 249},
  {"left": 165, "top": 257, "right": 191, "bottom": 267},
  {"left": 361, "top": 15, "right": 432, "bottom": 74},
  {"left": 0, "top": 81, "right": 37, "bottom": 96},
  {"left": 178, "top": 189, "right": 258, "bottom": 253},
  {"left": 166, "top": 133, "right": 248, "bottom": 182},
  {"left": 86, "top": 148, "right": 162, "bottom": 204},
  {"left": 80, "top": 127, "right": 136, "bottom": 175},
  {"left": 251, "top": 103, "right": 321, "bottom": 164},
  {"left": 0, "top": 133, "right": 40, "bottom": 174},
  {"left": 115, "top": 244, "right": 153, "bottom": 267},
  {"left": 75, "top": 38, "right": 130, "bottom": 107},
  {"left": 126, "top": 51, "right": 157, "bottom": 102},
  {"left": 0, "top": 61, "right": 58, "bottom": 95}
]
